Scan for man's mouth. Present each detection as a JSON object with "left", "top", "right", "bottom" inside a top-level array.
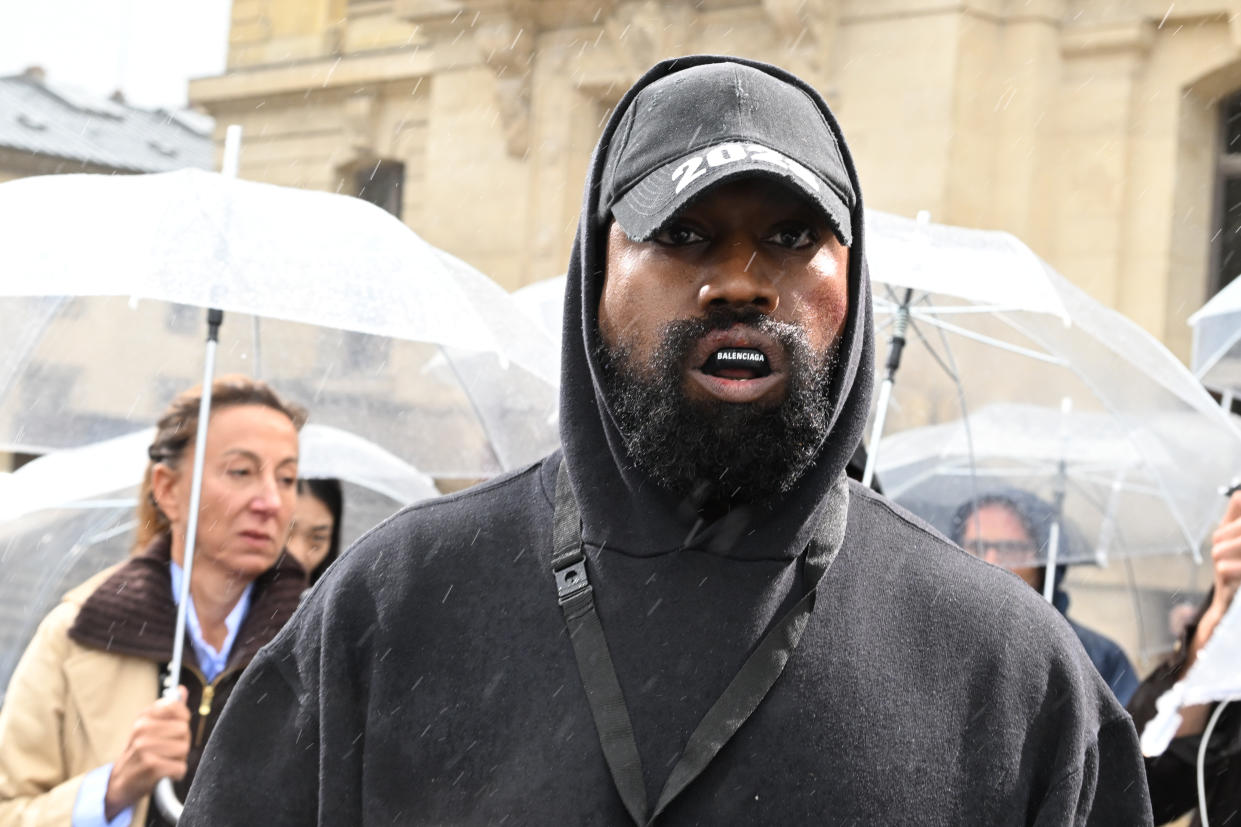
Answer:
[
  {"left": 700, "top": 347, "right": 773, "bottom": 380},
  {"left": 686, "top": 328, "right": 786, "bottom": 404}
]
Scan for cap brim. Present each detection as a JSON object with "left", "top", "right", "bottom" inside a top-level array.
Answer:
[{"left": 610, "top": 142, "right": 852, "bottom": 247}]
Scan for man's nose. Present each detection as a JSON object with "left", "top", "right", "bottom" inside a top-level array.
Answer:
[{"left": 697, "top": 240, "right": 779, "bottom": 314}]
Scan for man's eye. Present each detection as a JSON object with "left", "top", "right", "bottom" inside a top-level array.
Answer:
[
  {"left": 766, "top": 225, "right": 817, "bottom": 249},
  {"left": 653, "top": 224, "right": 706, "bottom": 246},
  {"left": 227, "top": 467, "right": 252, "bottom": 478}
]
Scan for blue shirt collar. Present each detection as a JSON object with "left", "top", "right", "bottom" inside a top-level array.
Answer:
[{"left": 168, "top": 560, "right": 254, "bottom": 683}]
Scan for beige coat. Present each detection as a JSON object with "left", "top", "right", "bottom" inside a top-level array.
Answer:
[{"left": 0, "top": 568, "right": 159, "bottom": 826}]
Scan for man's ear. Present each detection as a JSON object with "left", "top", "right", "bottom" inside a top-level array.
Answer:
[{"left": 151, "top": 463, "right": 182, "bottom": 524}]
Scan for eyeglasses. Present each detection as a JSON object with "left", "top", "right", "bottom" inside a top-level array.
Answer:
[{"left": 962, "top": 539, "right": 1039, "bottom": 561}]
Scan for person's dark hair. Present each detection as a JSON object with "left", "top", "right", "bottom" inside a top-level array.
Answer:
[
  {"left": 135, "top": 374, "right": 308, "bottom": 553},
  {"left": 948, "top": 488, "right": 1085, "bottom": 595},
  {"left": 296, "top": 477, "right": 344, "bottom": 584},
  {"left": 949, "top": 488, "right": 1056, "bottom": 553}
]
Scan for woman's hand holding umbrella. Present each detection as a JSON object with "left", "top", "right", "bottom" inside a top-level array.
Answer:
[{"left": 104, "top": 687, "right": 191, "bottom": 820}]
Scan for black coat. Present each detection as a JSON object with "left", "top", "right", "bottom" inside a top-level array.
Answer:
[{"left": 183, "top": 56, "right": 1150, "bottom": 825}]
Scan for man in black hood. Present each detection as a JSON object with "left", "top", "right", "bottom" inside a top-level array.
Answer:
[{"left": 182, "top": 56, "right": 1152, "bottom": 825}]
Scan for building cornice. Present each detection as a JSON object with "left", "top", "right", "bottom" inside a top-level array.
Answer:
[{"left": 190, "top": 48, "right": 434, "bottom": 107}]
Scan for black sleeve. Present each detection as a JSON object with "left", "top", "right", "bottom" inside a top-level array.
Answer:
[
  {"left": 1032, "top": 716, "right": 1154, "bottom": 826},
  {"left": 181, "top": 650, "right": 320, "bottom": 826},
  {"left": 181, "top": 568, "right": 376, "bottom": 827}
]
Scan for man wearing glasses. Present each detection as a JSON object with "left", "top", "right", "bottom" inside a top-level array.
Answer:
[{"left": 952, "top": 488, "right": 1138, "bottom": 704}]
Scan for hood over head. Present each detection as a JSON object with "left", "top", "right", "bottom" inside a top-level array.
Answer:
[{"left": 559, "top": 55, "right": 873, "bottom": 561}]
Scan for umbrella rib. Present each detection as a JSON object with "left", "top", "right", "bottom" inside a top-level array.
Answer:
[
  {"left": 907, "top": 317, "right": 964, "bottom": 386},
  {"left": 882, "top": 302, "right": 1039, "bottom": 316},
  {"left": 1193, "top": 337, "right": 1237, "bottom": 383},
  {"left": 999, "top": 313, "right": 1214, "bottom": 556},
  {"left": 905, "top": 312, "right": 1066, "bottom": 365}
]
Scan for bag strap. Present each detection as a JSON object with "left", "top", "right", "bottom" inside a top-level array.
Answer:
[
  {"left": 552, "top": 461, "right": 846, "bottom": 825},
  {"left": 552, "top": 463, "right": 648, "bottom": 825}
]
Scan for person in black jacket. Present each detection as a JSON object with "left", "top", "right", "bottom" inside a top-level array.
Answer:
[
  {"left": 1129, "top": 490, "right": 1241, "bottom": 826},
  {"left": 182, "top": 56, "right": 1152, "bottom": 825},
  {"left": 950, "top": 488, "right": 1139, "bottom": 704}
]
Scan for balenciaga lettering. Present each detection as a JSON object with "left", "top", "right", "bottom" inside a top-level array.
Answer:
[{"left": 717, "top": 349, "right": 765, "bottom": 362}]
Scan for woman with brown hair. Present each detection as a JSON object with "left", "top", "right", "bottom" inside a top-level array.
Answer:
[{"left": 0, "top": 375, "right": 307, "bottom": 826}]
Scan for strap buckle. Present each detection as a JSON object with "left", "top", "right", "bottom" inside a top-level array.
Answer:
[{"left": 555, "top": 558, "right": 590, "bottom": 604}]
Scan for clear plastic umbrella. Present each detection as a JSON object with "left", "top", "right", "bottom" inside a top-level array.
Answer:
[
  {"left": 0, "top": 161, "right": 559, "bottom": 819},
  {"left": 864, "top": 208, "right": 1241, "bottom": 568},
  {"left": 0, "top": 168, "right": 560, "bottom": 479},
  {"left": 1188, "top": 276, "right": 1241, "bottom": 398},
  {"left": 876, "top": 403, "right": 1224, "bottom": 566}
]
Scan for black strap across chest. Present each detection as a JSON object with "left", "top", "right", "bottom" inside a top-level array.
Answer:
[{"left": 551, "top": 462, "right": 843, "bottom": 826}]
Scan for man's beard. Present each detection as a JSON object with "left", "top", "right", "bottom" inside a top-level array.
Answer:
[{"left": 598, "top": 308, "right": 838, "bottom": 506}]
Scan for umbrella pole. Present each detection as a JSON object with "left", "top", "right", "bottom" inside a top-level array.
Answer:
[
  {"left": 1042, "top": 519, "right": 1060, "bottom": 603},
  {"left": 862, "top": 287, "right": 914, "bottom": 488},
  {"left": 251, "top": 315, "right": 263, "bottom": 379},
  {"left": 1043, "top": 458, "right": 1066, "bottom": 603},
  {"left": 1043, "top": 399, "right": 1072, "bottom": 603},
  {"left": 154, "top": 308, "right": 224, "bottom": 825}
]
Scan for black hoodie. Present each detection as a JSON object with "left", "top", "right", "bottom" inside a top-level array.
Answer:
[{"left": 183, "top": 56, "right": 1152, "bottom": 825}]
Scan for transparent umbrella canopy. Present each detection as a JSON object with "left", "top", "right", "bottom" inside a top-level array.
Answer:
[
  {"left": 864, "top": 209, "right": 1241, "bottom": 560},
  {"left": 0, "top": 169, "right": 560, "bottom": 479},
  {"left": 875, "top": 403, "right": 1223, "bottom": 566},
  {"left": 0, "top": 423, "right": 440, "bottom": 702},
  {"left": 1188, "top": 275, "right": 1241, "bottom": 396},
  {"left": 512, "top": 274, "right": 568, "bottom": 382}
]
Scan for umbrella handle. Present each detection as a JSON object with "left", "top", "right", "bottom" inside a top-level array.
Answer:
[
  {"left": 155, "top": 307, "right": 224, "bottom": 825},
  {"left": 154, "top": 778, "right": 183, "bottom": 823}
]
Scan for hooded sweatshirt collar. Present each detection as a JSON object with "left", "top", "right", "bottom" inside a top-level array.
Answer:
[{"left": 559, "top": 55, "right": 874, "bottom": 561}]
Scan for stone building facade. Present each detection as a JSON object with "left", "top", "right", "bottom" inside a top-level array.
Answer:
[{"left": 190, "top": 0, "right": 1241, "bottom": 361}]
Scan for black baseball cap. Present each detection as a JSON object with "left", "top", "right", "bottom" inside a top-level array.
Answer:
[{"left": 599, "top": 61, "right": 854, "bottom": 246}]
